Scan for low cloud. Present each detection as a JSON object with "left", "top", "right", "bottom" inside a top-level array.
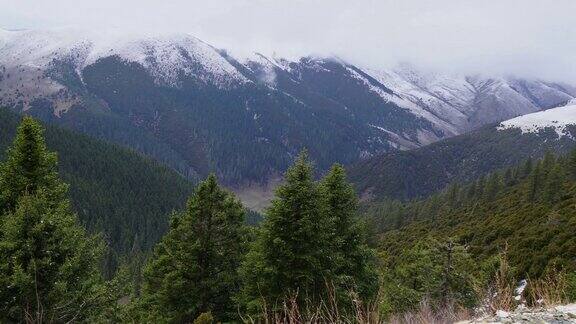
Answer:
[{"left": 1, "top": 0, "right": 575, "bottom": 82}]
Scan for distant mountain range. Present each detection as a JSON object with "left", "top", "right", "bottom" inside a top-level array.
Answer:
[
  {"left": 349, "top": 101, "right": 576, "bottom": 201},
  {"left": 1, "top": 28, "right": 574, "bottom": 193}
]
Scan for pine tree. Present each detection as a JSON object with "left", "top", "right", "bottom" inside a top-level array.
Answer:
[
  {"left": 318, "top": 164, "right": 378, "bottom": 301},
  {"left": 141, "top": 174, "right": 246, "bottom": 322},
  {"left": 0, "top": 117, "right": 106, "bottom": 322},
  {"left": 240, "top": 151, "right": 331, "bottom": 312},
  {"left": 0, "top": 116, "right": 67, "bottom": 215}
]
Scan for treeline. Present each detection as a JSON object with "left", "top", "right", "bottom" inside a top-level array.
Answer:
[{"left": 0, "top": 117, "right": 378, "bottom": 322}]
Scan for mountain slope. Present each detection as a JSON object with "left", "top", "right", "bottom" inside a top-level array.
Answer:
[
  {"left": 0, "top": 108, "right": 194, "bottom": 255},
  {"left": 1, "top": 28, "right": 574, "bottom": 189},
  {"left": 349, "top": 103, "right": 576, "bottom": 201},
  {"left": 372, "top": 151, "right": 576, "bottom": 278}
]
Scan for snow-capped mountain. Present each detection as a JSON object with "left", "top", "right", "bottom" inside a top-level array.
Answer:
[
  {"left": 1, "top": 28, "right": 574, "bottom": 187},
  {"left": 499, "top": 100, "right": 576, "bottom": 137},
  {"left": 349, "top": 101, "right": 576, "bottom": 202}
]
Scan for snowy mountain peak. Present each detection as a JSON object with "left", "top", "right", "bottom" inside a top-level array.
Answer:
[
  {"left": 1, "top": 28, "right": 575, "bottom": 150},
  {"left": 0, "top": 28, "right": 249, "bottom": 88},
  {"left": 498, "top": 104, "right": 576, "bottom": 137}
]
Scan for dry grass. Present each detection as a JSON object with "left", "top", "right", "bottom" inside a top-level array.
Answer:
[
  {"left": 388, "top": 299, "right": 471, "bottom": 324},
  {"left": 245, "top": 285, "right": 382, "bottom": 324},
  {"left": 243, "top": 261, "right": 571, "bottom": 323},
  {"left": 528, "top": 268, "right": 570, "bottom": 308}
]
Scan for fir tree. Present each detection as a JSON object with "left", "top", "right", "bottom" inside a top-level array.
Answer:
[
  {"left": 0, "top": 117, "right": 106, "bottom": 322},
  {"left": 318, "top": 164, "right": 378, "bottom": 301},
  {"left": 568, "top": 149, "right": 576, "bottom": 180},
  {"left": 543, "top": 164, "right": 563, "bottom": 204},
  {"left": 0, "top": 116, "right": 67, "bottom": 215},
  {"left": 521, "top": 157, "right": 534, "bottom": 179},
  {"left": 240, "top": 151, "right": 331, "bottom": 312},
  {"left": 445, "top": 183, "right": 460, "bottom": 208},
  {"left": 483, "top": 173, "right": 502, "bottom": 202},
  {"left": 141, "top": 174, "right": 246, "bottom": 322},
  {"left": 503, "top": 167, "right": 515, "bottom": 187},
  {"left": 527, "top": 162, "right": 543, "bottom": 202}
]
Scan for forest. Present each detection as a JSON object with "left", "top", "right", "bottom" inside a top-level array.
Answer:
[{"left": 0, "top": 116, "right": 575, "bottom": 323}]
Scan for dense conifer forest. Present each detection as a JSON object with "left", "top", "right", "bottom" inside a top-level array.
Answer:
[
  {"left": 0, "top": 108, "right": 194, "bottom": 260},
  {"left": 0, "top": 114, "right": 574, "bottom": 322}
]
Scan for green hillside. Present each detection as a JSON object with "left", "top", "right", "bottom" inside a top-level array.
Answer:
[
  {"left": 367, "top": 151, "right": 576, "bottom": 278},
  {"left": 349, "top": 125, "right": 576, "bottom": 201},
  {"left": 0, "top": 108, "right": 194, "bottom": 255}
]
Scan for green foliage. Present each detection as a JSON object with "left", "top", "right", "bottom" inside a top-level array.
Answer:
[
  {"left": 368, "top": 150, "right": 576, "bottom": 281},
  {"left": 0, "top": 108, "right": 194, "bottom": 264},
  {"left": 349, "top": 126, "right": 576, "bottom": 201},
  {"left": 0, "top": 116, "right": 67, "bottom": 214},
  {"left": 567, "top": 272, "right": 576, "bottom": 302},
  {"left": 240, "top": 153, "right": 378, "bottom": 316},
  {"left": 0, "top": 193, "right": 107, "bottom": 322},
  {"left": 319, "top": 164, "right": 379, "bottom": 301},
  {"left": 140, "top": 175, "right": 246, "bottom": 322},
  {"left": 380, "top": 238, "right": 478, "bottom": 314},
  {"left": 0, "top": 117, "right": 109, "bottom": 322},
  {"left": 193, "top": 312, "right": 214, "bottom": 324},
  {"left": 240, "top": 152, "right": 330, "bottom": 311}
]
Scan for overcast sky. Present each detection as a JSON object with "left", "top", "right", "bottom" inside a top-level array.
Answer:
[{"left": 1, "top": 0, "right": 575, "bottom": 82}]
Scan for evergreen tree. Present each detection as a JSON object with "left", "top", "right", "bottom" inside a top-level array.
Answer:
[
  {"left": 527, "top": 162, "right": 543, "bottom": 202},
  {"left": 521, "top": 157, "right": 534, "bottom": 179},
  {"left": 466, "top": 181, "right": 477, "bottom": 200},
  {"left": 541, "top": 150, "right": 556, "bottom": 173},
  {"left": 475, "top": 176, "right": 486, "bottom": 199},
  {"left": 483, "top": 173, "right": 502, "bottom": 202},
  {"left": 240, "top": 151, "right": 331, "bottom": 312},
  {"left": 0, "top": 193, "right": 107, "bottom": 322},
  {"left": 381, "top": 238, "right": 477, "bottom": 314},
  {"left": 503, "top": 167, "right": 515, "bottom": 187},
  {"left": 543, "top": 164, "right": 563, "bottom": 204},
  {"left": 318, "top": 164, "right": 379, "bottom": 301},
  {"left": 141, "top": 174, "right": 246, "bottom": 322},
  {"left": 0, "top": 117, "right": 106, "bottom": 322},
  {"left": 0, "top": 116, "right": 67, "bottom": 215},
  {"left": 568, "top": 149, "right": 576, "bottom": 180},
  {"left": 445, "top": 183, "right": 460, "bottom": 208}
]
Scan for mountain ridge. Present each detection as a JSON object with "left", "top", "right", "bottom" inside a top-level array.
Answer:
[
  {"left": 349, "top": 102, "right": 576, "bottom": 202},
  {"left": 1, "top": 27, "right": 574, "bottom": 189}
]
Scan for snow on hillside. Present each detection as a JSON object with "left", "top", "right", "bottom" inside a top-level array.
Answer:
[
  {"left": 1, "top": 27, "right": 575, "bottom": 138},
  {"left": 498, "top": 103, "right": 576, "bottom": 137},
  {"left": 348, "top": 66, "right": 463, "bottom": 134},
  {"left": 0, "top": 28, "right": 248, "bottom": 88}
]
